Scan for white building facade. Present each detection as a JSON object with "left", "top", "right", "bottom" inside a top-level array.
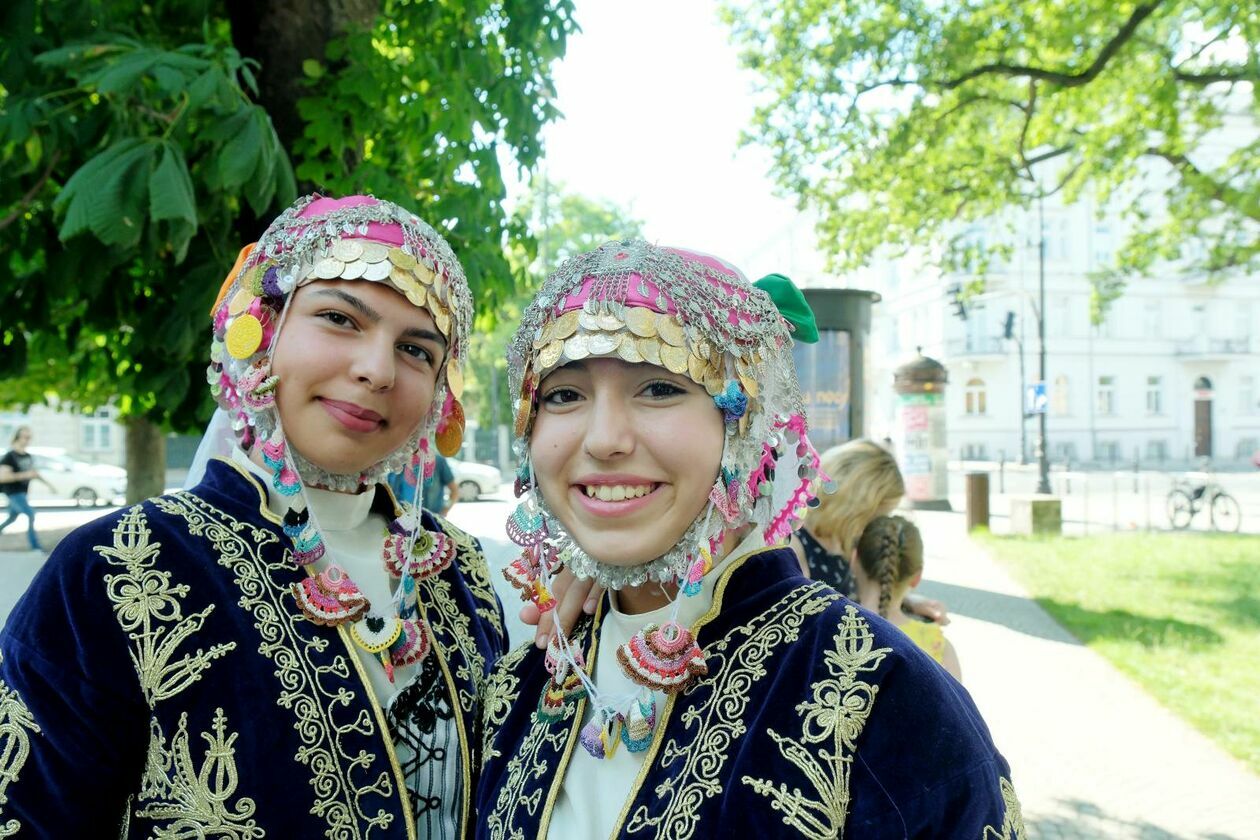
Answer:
[{"left": 864, "top": 201, "right": 1260, "bottom": 469}]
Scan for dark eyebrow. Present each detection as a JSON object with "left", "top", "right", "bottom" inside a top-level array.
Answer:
[
  {"left": 312, "top": 288, "right": 380, "bottom": 322},
  {"left": 312, "top": 288, "right": 447, "bottom": 348}
]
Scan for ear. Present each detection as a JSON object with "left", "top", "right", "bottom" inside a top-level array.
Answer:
[{"left": 909, "top": 571, "right": 923, "bottom": 588}]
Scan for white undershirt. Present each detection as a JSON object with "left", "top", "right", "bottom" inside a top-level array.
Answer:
[
  {"left": 548, "top": 532, "right": 765, "bottom": 840},
  {"left": 230, "top": 449, "right": 460, "bottom": 837}
]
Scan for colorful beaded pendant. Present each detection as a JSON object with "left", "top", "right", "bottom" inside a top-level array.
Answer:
[
  {"left": 579, "top": 714, "right": 622, "bottom": 760},
  {"left": 283, "top": 508, "right": 326, "bottom": 565},
  {"left": 538, "top": 637, "right": 587, "bottom": 721},
  {"left": 505, "top": 501, "right": 547, "bottom": 546},
  {"left": 620, "top": 693, "right": 657, "bottom": 753},
  {"left": 616, "top": 620, "right": 708, "bottom": 695},
  {"left": 387, "top": 617, "right": 431, "bottom": 668},
  {"left": 679, "top": 548, "right": 714, "bottom": 597},
  {"left": 293, "top": 567, "right": 369, "bottom": 625}
]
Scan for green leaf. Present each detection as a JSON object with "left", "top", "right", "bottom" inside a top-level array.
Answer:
[
  {"left": 217, "top": 106, "right": 264, "bottom": 188},
  {"left": 302, "top": 58, "right": 324, "bottom": 78},
  {"left": 149, "top": 142, "right": 196, "bottom": 225}
]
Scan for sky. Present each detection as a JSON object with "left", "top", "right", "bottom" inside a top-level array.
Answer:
[{"left": 508, "top": 0, "right": 829, "bottom": 285}]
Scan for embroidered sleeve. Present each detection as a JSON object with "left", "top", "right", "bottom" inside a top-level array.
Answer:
[{"left": 0, "top": 652, "right": 41, "bottom": 838}]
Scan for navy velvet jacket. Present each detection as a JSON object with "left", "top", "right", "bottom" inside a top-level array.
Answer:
[
  {"left": 0, "top": 458, "right": 506, "bottom": 838},
  {"left": 477, "top": 547, "right": 1024, "bottom": 839}
]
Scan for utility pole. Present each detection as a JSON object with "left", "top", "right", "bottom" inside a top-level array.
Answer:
[
  {"left": 1035, "top": 194, "right": 1052, "bottom": 494},
  {"left": 1003, "top": 310, "right": 1029, "bottom": 464}
]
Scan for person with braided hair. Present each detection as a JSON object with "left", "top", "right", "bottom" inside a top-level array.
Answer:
[{"left": 854, "top": 515, "right": 963, "bottom": 681}]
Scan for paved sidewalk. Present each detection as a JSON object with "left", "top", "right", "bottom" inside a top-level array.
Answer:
[{"left": 910, "top": 509, "right": 1260, "bottom": 840}]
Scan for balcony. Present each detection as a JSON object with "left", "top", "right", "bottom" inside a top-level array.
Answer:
[
  {"left": 1173, "top": 337, "right": 1252, "bottom": 359},
  {"left": 946, "top": 335, "right": 1007, "bottom": 358}
]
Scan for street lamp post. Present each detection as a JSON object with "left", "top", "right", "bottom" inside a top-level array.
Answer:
[{"left": 1035, "top": 194, "right": 1052, "bottom": 494}]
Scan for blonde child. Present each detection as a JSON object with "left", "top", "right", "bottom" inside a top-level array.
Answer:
[{"left": 854, "top": 515, "right": 963, "bottom": 681}]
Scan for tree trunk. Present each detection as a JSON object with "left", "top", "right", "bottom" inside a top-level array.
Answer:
[{"left": 125, "top": 416, "right": 167, "bottom": 504}]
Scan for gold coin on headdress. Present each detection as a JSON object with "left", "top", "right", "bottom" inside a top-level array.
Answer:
[
  {"left": 362, "top": 260, "right": 392, "bottom": 282},
  {"left": 405, "top": 284, "right": 428, "bottom": 309},
  {"left": 595, "top": 313, "right": 623, "bottom": 332},
  {"left": 552, "top": 311, "right": 580, "bottom": 340},
  {"left": 313, "top": 257, "right": 344, "bottom": 280},
  {"left": 388, "top": 248, "right": 417, "bottom": 270},
  {"left": 433, "top": 306, "right": 451, "bottom": 337},
  {"left": 693, "top": 336, "right": 712, "bottom": 361},
  {"left": 617, "top": 337, "right": 643, "bottom": 363},
  {"left": 737, "top": 360, "right": 760, "bottom": 397},
  {"left": 687, "top": 353, "right": 707, "bottom": 384},
  {"left": 625, "top": 308, "right": 658, "bottom": 338},
  {"left": 705, "top": 375, "right": 725, "bottom": 397},
  {"left": 657, "top": 316, "right": 685, "bottom": 347},
  {"left": 340, "top": 259, "right": 368, "bottom": 280},
  {"left": 660, "top": 344, "right": 688, "bottom": 375},
  {"left": 564, "top": 334, "right": 591, "bottom": 360},
  {"left": 358, "top": 242, "right": 389, "bottom": 263},
  {"left": 412, "top": 263, "right": 437, "bottom": 287},
  {"left": 537, "top": 340, "right": 563, "bottom": 370},
  {"left": 637, "top": 338, "right": 662, "bottom": 367},
  {"left": 226, "top": 314, "right": 264, "bottom": 359},
  {"left": 578, "top": 310, "right": 603, "bottom": 332},
  {"left": 436, "top": 400, "right": 464, "bottom": 457},
  {"left": 332, "top": 240, "right": 364, "bottom": 263},
  {"left": 589, "top": 333, "right": 620, "bottom": 356},
  {"left": 446, "top": 362, "right": 465, "bottom": 399},
  {"left": 228, "top": 287, "right": 254, "bottom": 316},
  {"left": 514, "top": 399, "right": 531, "bottom": 437}
]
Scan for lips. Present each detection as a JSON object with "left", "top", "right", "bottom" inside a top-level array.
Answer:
[
  {"left": 572, "top": 476, "right": 662, "bottom": 517},
  {"left": 319, "top": 398, "right": 385, "bottom": 433}
]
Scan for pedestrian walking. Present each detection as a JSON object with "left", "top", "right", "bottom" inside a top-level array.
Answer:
[{"left": 0, "top": 426, "right": 54, "bottom": 552}]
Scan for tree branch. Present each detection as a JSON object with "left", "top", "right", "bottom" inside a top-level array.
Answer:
[
  {"left": 1172, "top": 68, "right": 1255, "bottom": 86},
  {"left": 940, "top": 1, "right": 1166, "bottom": 89},
  {"left": 1145, "top": 147, "right": 1260, "bottom": 222},
  {"left": 0, "top": 150, "right": 63, "bottom": 232}
]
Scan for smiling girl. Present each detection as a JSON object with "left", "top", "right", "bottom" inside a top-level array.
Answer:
[
  {"left": 477, "top": 240, "right": 1023, "bottom": 839},
  {"left": 0, "top": 195, "right": 505, "bottom": 838}
]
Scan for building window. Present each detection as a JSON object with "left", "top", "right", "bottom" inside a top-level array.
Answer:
[
  {"left": 1051, "top": 375, "right": 1070, "bottom": 416},
  {"left": 1097, "top": 376, "right": 1116, "bottom": 417},
  {"left": 1237, "top": 303, "right": 1253, "bottom": 342},
  {"left": 1146, "top": 376, "right": 1163, "bottom": 416},
  {"left": 1241, "top": 376, "right": 1257, "bottom": 416},
  {"left": 1146, "top": 440, "right": 1169, "bottom": 463},
  {"left": 1236, "top": 438, "right": 1258, "bottom": 459},
  {"left": 81, "top": 408, "right": 113, "bottom": 452},
  {"left": 1052, "top": 441, "right": 1078, "bottom": 462},
  {"left": 964, "top": 378, "right": 987, "bottom": 416},
  {"left": 1096, "top": 440, "right": 1122, "bottom": 464},
  {"left": 961, "top": 443, "right": 988, "bottom": 460}
]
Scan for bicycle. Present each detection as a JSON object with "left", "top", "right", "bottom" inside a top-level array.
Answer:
[{"left": 1166, "top": 474, "right": 1241, "bottom": 532}]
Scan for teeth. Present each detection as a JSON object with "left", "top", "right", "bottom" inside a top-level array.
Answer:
[{"left": 585, "top": 484, "right": 654, "bottom": 501}]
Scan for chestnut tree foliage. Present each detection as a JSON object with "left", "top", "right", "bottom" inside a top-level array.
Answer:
[
  {"left": 723, "top": 0, "right": 1258, "bottom": 308},
  {"left": 0, "top": 0, "right": 575, "bottom": 498}
]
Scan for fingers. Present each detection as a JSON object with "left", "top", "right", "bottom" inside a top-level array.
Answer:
[
  {"left": 534, "top": 611, "right": 556, "bottom": 649},
  {"left": 519, "top": 603, "right": 541, "bottom": 626},
  {"left": 584, "top": 584, "right": 605, "bottom": 615}
]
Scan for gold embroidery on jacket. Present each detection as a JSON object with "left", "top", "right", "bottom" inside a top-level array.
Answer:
[
  {"left": 100, "top": 506, "right": 237, "bottom": 706},
  {"left": 484, "top": 621, "right": 593, "bottom": 840},
  {"left": 136, "top": 708, "right": 263, "bottom": 838},
  {"left": 621, "top": 585, "right": 839, "bottom": 839},
  {"left": 0, "top": 653, "right": 41, "bottom": 839},
  {"left": 741, "top": 603, "right": 890, "bottom": 839},
  {"left": 152, "top": 492, "right": 397, "bottom": 838},
  {"left": 480, "top": 644, "right": 528, "bottom": 767},
  {"left": 983, "top": 777, "right": 1026, "bottom": 839}
]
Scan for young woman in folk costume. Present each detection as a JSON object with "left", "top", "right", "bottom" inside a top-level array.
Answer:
[
  {"left": 477, "top": 240, "right": 1024, "bottom": 839},
  {"left": 0, "top": 195, "right": 506, "bottom": 838}
]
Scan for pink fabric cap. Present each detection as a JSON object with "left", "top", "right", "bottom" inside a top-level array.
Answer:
[
  {"left": 298, "top": 195, "right": 405, "bottom": 246},
  {"left": 555, "top": 246, "right": 754, "bottom": 329}
]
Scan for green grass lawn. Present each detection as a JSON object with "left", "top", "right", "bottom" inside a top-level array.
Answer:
[{"left": 976, "top": 531, "right": 1260, "bottom": 775}]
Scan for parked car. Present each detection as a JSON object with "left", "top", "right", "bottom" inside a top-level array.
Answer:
[
  {"left": 24, "top": 447, "right": 126, "bottom": 507},
  {"left": 448, "top": 458, "right": 502, "bottom": 502}
]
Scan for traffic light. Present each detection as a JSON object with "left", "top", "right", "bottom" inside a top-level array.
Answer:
[{"left": 947, "top": 284, "right": 967, "bottom": 320}]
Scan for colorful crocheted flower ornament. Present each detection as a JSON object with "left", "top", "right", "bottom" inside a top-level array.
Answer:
[
  {"left": 616, "top": 620, "right": 708, "bottom": 695},
  {"left": 292, "top": 567, "right": 369, "bottom": 626}
]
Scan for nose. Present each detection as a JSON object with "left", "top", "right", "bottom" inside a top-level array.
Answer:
[
  {"left": 349, "top": 334, "right": 396, "bottom": 392},
  {"left": 582, "top": 389, "right": 635, "bottom": 461}
]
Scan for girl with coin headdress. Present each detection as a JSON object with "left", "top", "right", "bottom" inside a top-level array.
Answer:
[
  {"left": 0, "top": 194, "right": 505, "bottom": 838},
  {"left": 477, "top": 240, "right": 1023, "bottom": 839}
]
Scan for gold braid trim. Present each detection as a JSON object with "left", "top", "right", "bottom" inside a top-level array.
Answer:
[
  {"left": 0, "top": 653, "right": 41, "bottom": 839},
  {"left": 983, "top": 777, "right": 1027, "bottom": 839}
]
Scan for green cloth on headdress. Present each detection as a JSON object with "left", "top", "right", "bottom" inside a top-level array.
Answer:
[{"left": 754, "top": 273, "right": 819, "bottom": 343}]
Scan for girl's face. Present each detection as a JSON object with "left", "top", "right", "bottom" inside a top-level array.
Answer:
[
  {"left": 270, "top": 279, "right": 446, "bottom": 477},
  {"left": 530, "top": 357, "right": 725, "bottom": 567}
]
